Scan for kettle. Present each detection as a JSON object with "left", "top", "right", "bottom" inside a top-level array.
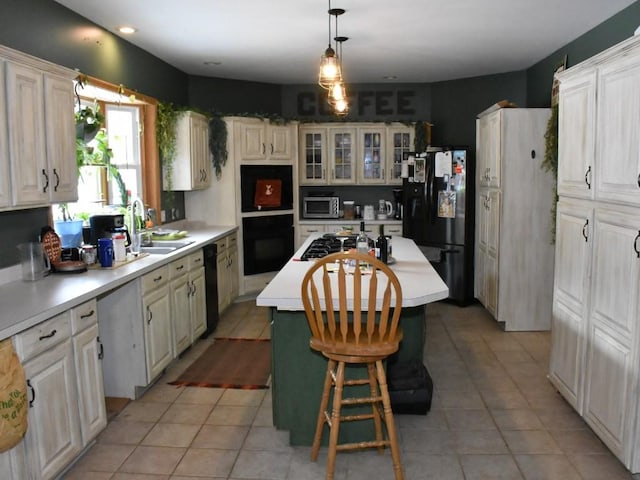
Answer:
[{"left": 378, "top": 200, "right": 394, "bottom": 218}]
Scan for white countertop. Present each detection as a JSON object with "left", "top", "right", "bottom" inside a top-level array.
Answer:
[
  {"left": 0, "top": 225, "right": 237, "bottom": 340},
  {"left": 256, "top": 235, "right": 448, "bottom": 311}
]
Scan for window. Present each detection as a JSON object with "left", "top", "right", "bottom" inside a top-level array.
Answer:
[{"left": 53, "top": 76, "right": 161, "bottom": 226}]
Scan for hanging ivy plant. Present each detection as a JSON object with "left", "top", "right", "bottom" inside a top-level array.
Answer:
[
  {"left": 156, "top": 101, "right": 179, "bottom": 192},
  {"left": 542, "top": 104, "right": 559, "bottom": 243},
  {"left": 209, "top": 115, "right": 228, "bottom": 180}
]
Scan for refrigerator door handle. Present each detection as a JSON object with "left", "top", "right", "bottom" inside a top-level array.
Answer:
[{"left": 426, "top": 163, "right": 436, "bottom": 223}]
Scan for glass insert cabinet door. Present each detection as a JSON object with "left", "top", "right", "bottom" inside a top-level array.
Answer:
[
  {"left": 359, "top": 129, "right": 385, "bottom": 183},
  {"left": 329, "top": 128, "right": 355, "bottom": 183},
  {"left": 301, "top": 129, "right": 327, "bottom": 184},
  {"left": 389, "top": 129, "right": 413, "bottom": 183}
]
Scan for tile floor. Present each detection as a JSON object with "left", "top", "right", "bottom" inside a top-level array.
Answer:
[{"left": 62, "top": 299, "right": 637, "bottom": 480}]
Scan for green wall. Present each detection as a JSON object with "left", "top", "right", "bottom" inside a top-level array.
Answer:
[{"left": 0, "top": 0, "right": 637, "bottom": 268}]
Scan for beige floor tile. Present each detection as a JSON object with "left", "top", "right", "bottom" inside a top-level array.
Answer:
[
  {"left": 206, "top": 404, "right": 259, "bottom": 426},
  {"left": 480, "top": 388, "right": 530, "bottom": 410},
  {"left": 112, "top": 474, "right": 170, "bottom": 479},
  {"left": 502, "top": 430, "right": 562, "bottom": 454},
  {"left": 252, "top": 404, "right": 274, "bottom": 427},
  {"left": 437, "top": 389, "right": 485, "bottom": 409},
  {"left": 402, "top": 453, "right": 464, "bottom": 480},
  {"left": 230, "top": 450, "right": 292, "bottom": 479},
  {"left": 70, "top": 443, "right": 136, "bottom": 473},
  {"left": 97, "top": 419, "right": 155, "bottom": 445},
  {"left": 118, "top": 401, "right": 171, "bottom": 423},
  {"left": 396, "top": 409, "right": 448, "bottom": 430},
  {"left": 535, "top": 409, "right": 588, "bottom": 430},
  {"left": 515, "top": 454, "right": 581, "bottom": 480},
  {"left": 191, "top": 424, "right": 249, "bottom": 449},
  {"left": 160, "top": 402, "right": 213, "bottom": 424},
  {"left": 444, "top": 409, "right": 496, "bottom": 430},
  {"left": 172, "top": 448, "right": 238, "bottom": 477},
  {"left": 569, "top": 453, "right": 635, "bottom": 480},
  {"left": 490, "top": 409, "right": 543, "bottom": 430},
  {"left": 459, "top": 454, "right": 524, "bottom": 479},
  {"left": 242, "top": 426, "right": 292, "bottom": 452},
  {"left": 118, "top": 445, "right": 186, "bottom": 475},
  {"left": 549, "top": 428, "right": 609, "bottom": 454},
  {"left": 63, "top": 470, "right": 114, "bottom": 480},
  {"left": 452, "top": 430, "right": 509, "bottom": 454},
  {"left": 141, "top": 423, "right": 201, "bottom": 447},
  {"left": 217, "top": 387, "right": 266, "bottom": 406},
  {"left": 138, "top": 383, "right": 184, "bottom": 403},
  {"left": 174, "top": 386, "right": 224, "bottom": 405}
]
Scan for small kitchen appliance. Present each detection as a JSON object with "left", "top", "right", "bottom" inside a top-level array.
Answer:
[
  {"left": 392, "top": 189, "right": 403, "bottom": 220},
  {"left": 89, "top": 213, "right": 131, "bottom": 247},
  {"left": 303, "top": 196, "right": 340, "bottom": 219}
]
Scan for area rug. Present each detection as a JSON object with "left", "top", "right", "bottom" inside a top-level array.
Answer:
[{"left": 168, "top": 338, "right": 271, "bottom": 389}]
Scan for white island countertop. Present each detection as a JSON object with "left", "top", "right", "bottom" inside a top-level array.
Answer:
[
  {"left": 0, "top": 225, "right": 236, "bottom": 340},
  {"left": 257, "top": 235, "right": 448, "bottom": 311}
]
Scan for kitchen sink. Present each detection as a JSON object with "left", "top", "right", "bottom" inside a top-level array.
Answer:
[{"left": 139, "top": 240, "right": 195, "bottom": 255}]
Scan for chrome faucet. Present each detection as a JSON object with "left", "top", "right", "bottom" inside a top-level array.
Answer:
[{"left": 129, "top": 196, "right": 149, "bottom": 252}]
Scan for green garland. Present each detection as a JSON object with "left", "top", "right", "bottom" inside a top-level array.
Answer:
[
  {"left": 156, "top": 101, "right": 178, "bottom": 192},
  {"left": 209, "top": 116, "right": 228, "bottom": 180},
  {"left": 542, "top": 104, "right": 559, "bottom": 243}
]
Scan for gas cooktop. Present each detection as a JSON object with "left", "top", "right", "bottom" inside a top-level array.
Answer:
[{"left": 300, "top": 233, "right": 357, "bottom": 261}]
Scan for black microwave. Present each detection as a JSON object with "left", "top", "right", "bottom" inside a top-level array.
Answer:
[{"left": 303, "top": 196, "right": 340, "bottom": 218}]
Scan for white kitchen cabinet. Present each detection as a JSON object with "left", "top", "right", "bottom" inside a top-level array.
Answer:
[
  {"left": 236, "top": 117, "right": 295, "bottom": 163},
  {"left": 141, "top": 266, "right": 173, "bottom": 381},
  {"left": 358, "top": 127, "right": 386, "bottom": 184},
  {"left": 298, "top": 122, "right": 413, "bottom": 186},
  {"left": 474, "top": 108, "right": 554, "bottom": 331},
  {"left": 1, "top": 46, "right": 77, "bottom": 208},
  {"left": 216, "top": 233, "right": 239, "bottom": 313},
  {"left": 0, "top": 441, "right": 27, "bottom": 480},
  {"left": 297, "top": 223, "right": 326, "bottom": 248},
  {"left": 548, "top": 199, "right": 593, "bottom": 412},
  {"left": 556, "top": 71, "right": 596, "bottom": 200},
  {"left": 70, "top": 300, "right": 106, "bottom": 445},
  {"left": 169, "top": 255, "right": 192, "bottom": 355},
  {"left": 189, "top": 266, "right": 207, "bottom": 340},
  {"left": 166, "top": 110, "right": 211, "bottom": 190},
  {"left": 549, "top": 35, "right": 640, "bottom": 473},
  {"left": 386, "top": 126, "right": 414, "bottom": 185},
  {"left": 14, "top": 312, "right": 82, "bottom": 480},
  {"left": 0, "top": 60, "right": 10, "bottom": 209}
]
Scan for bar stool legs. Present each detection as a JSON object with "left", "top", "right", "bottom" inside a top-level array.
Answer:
[{"left": 310, "top": 358, "right": 404, "bottom": 480}]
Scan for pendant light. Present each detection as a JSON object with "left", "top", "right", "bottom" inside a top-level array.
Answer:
[
  {"left": 329, "top": 33, "right": 349, "bottom": 116},
  {"left": 318, "top": 2, "right": 344, "bottom": 89}
]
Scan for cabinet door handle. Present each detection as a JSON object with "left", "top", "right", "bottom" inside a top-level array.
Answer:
[
  {"left": 97, "top": 336, "right": 104, "bottom": 360},
  {"left": 634, "top": 230, "right": 640, "bottom": 258},
  {"left": 146, "top": 305, "right": 153, "bottom": 324},
  {"left": 80, "top": 309, "right": 95, "bottom": 319},
  {"left": 38, "top": 329, "right": 57, "bottom": 341},
  {"left": 176, "top": 265, "right": 185, "bottom": 271},
  {"left": 53, "top": 168, "right": 60, "bottom": 191},
  {"left": 27, "top": 379, "right": 35, "bottom": 408},
  {"left": 42, "top": 169, "right": 49, "bottom": 193},
  {"left": 270, "top": 143, "right": 274, "bottom": 155},
  {"left": 191, "top": 281, "right": 197, "bottom": 295},
  {"left": 153, "top": 275, "right": 163, "bottom": 283},
  {"left": 585, "top": 166, "right": 592, "bottom": 189},
  {"left": 637, "top": 173, "right": 640, "bottom": 188},
  {"left": 262, "top": 143, "right": 266, "bottom": 155},
  {"left": 582, "top": 219, "right": 589, "bottom": 242}
]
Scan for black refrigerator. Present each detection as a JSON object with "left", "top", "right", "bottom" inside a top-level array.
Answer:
[{"left": 402, "top": 148, "right": 475, "bottom": 305}]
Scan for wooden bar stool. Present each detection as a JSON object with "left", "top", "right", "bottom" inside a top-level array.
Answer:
[{"left": 301, "top": 251, "right": 404, "bottom": 480}]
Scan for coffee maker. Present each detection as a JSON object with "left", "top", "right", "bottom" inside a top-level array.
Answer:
[
  {"left": 89, "top": 213, "right": 131, "bottom": 247},
  {"left": 392, "top": 189, "right": 403, "bottom": 220}
]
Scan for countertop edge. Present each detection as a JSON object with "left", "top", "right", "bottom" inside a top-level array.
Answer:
[{"left": 0, "top": 226, "right": 237, "bottom": 340}]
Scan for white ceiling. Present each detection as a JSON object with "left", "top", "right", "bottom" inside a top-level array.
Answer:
[{"left": 54, "top": 0, "right": 636, "bottom": 85}]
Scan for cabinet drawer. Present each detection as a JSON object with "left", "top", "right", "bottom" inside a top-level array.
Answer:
[
  {"left": 168, "top": 256, "right": 189, "bottom": 279},
  {"left": 188, "top": 249, "right": 204, "bottom": 270},
  {"left": 227, "top": 233, "right": 238, "bottom": 249},
  {"left": 299, "top": 225, "right": 325, "bottom": 236},
  {"left": 70, "top": 299, "right": 98, "bottom": 335},
  {"left": 384, "top": 224, "right": 403, "bottom": 235},
  {"left": 215, "top": 237, "right": 228, "bottom": 252},
  {"left": 141, "top": 265, "right": 170, "bottom": 294},
  {"left": 13, "top": 311, "right": 71, "bottom": 362}
]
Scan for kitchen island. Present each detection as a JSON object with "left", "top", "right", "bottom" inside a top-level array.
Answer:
[{"left": 256, "top": 235, "right": 448, "bottom": 445}]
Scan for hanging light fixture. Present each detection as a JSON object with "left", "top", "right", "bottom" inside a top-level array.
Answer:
[
  {"left": 318, "top": 1, "right": 344, "bottom": 89},
  {"left": 328, "top": 32, "right": 349, "bottom": 115}
]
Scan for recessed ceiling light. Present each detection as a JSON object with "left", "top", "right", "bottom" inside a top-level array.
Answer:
[
  {"left": 118, "top": 26, "right": 137, "bottom": 34},
  {"left": 383, "top": 75, "right": 398, "bottom": 80},
  {"left": 204, "top": 61, "right": 222, "bottom": 66}
]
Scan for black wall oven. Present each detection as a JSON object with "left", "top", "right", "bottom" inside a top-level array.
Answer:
[{"left": 243, "top": 214, "right": 294, "bottom": 275}]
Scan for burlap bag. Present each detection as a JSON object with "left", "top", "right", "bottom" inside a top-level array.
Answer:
[{"left": 0, "top": 339, "right": 28, "bottom": 452}]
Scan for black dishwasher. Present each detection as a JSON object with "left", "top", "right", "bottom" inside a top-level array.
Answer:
[{"left": 202, "top": 243, "right": 219, "bottom": 336}]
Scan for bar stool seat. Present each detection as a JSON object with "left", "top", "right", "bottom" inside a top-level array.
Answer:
[{"left": 301, "top": 251, "right": 404, "bottom": 480}]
